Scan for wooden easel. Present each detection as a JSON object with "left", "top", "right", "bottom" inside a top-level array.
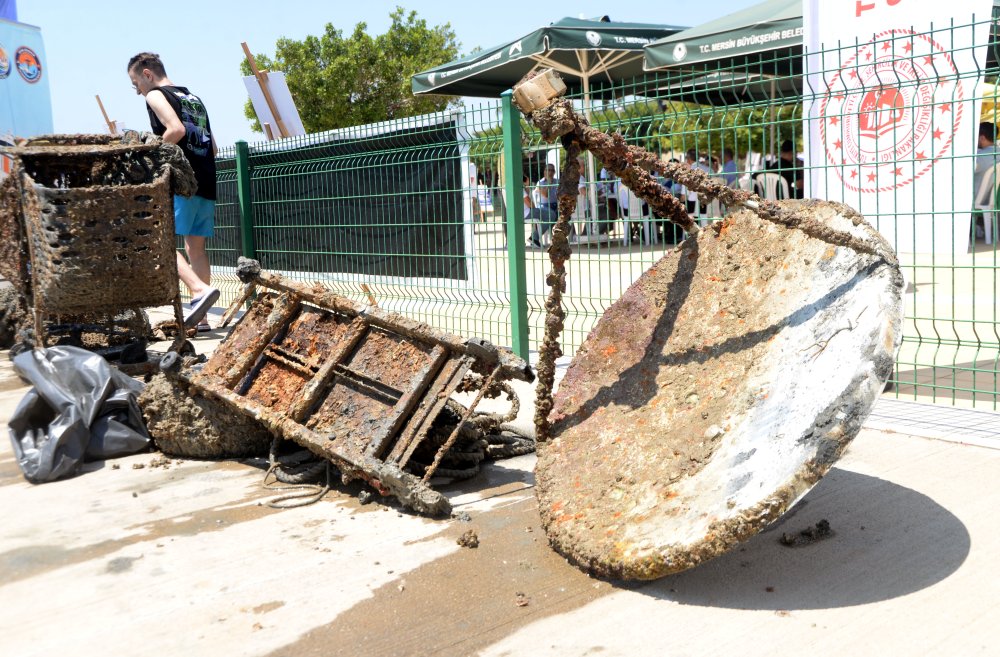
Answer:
[
  {"left": 241, "top": 41, "right": 289, "bottom": 140},
  {"left": 95, "top": 95, "right": 118, "bottom": 135}
]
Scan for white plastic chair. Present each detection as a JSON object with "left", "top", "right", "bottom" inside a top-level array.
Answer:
[
  {"left": 737, "top": 175, "right": 753, "bottom": 192},
  {"left": 973, "top": 163, "right": 998, "bottom": 245},
  {"left": 753, "top": 172, "right": 790, "bottom": 201},
  {"left": 625, "top": 188, "right": 657, "bottom": 246}
]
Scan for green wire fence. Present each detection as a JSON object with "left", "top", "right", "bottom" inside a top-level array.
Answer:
[{"left": 208, "top": 12, "right": 1000, "bottom": 410}]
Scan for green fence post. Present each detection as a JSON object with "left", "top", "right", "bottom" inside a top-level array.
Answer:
[
  {"left": 502, "top": 91, "right": 529, "bottom": 360},
  {"left": 234, "top": 140, "right": 256, "bottom": 260}
]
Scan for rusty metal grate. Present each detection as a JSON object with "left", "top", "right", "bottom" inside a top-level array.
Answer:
[{"left": 175, "top": 263, "right": 534, "bottom": 515}]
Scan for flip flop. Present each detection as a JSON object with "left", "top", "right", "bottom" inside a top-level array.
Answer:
[{"left": 183, "top": 287, "right": 220, "bottom": 329}]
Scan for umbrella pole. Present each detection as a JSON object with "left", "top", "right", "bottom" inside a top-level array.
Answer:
[
  {"left": 582, "top": 73, "right": 600, "bottom": 237},
  {"left": 769, "top": 78, "right": 777, "bottom": 165}
]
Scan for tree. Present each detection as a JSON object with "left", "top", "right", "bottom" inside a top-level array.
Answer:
[{"left": 241, "top": 7, "right": 460, "bottom": 134}]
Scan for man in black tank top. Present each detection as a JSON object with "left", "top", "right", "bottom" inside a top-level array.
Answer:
[{"left": 127, "top": 52, "right": 219, "bottom": 330}]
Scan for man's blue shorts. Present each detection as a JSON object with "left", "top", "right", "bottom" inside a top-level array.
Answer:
[{"left": 174, "top": 195, "right": 215, "bottom": 237}]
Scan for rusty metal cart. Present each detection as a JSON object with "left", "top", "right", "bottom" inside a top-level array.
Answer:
[
  {"left": 0, "top": 133, "right": 195, "bottom": 358},
  {"left": 160, "top": 260, "right": 535, "bottom": 515}
]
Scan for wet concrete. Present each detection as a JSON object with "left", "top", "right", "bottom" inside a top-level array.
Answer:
[{"left": 264, "top": 483, "right": 612, "bottom": 657}]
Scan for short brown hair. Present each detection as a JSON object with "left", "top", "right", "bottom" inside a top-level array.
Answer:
[{"left": 127, "top": 52, "right": 167, "bottom": 77}]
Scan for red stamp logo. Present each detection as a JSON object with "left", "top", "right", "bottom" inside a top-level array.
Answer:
[{"left": 820, "top": 29, "right": 963, "bottom": 193}]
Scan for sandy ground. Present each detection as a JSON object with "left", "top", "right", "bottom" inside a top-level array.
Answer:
[{"left": 1, "top": 311, "right": 999, "bottom": 656}]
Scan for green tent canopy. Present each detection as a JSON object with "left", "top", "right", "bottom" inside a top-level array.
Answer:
[
  {"left": 644, "top": 0, "right": 1000, "bottom": 73},
  {"left": 644, "top": 0, "right": 800, "bottom": 72},
  {"left": 412, "top": 17, "right": 686, "bottom": 98}
]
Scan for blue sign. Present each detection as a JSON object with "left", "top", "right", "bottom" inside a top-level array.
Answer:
[{"left": 0, "top": 17, "right": 53, "bottom": 139}]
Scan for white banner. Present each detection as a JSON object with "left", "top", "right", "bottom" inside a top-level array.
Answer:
[{"left": 804, "top": 0, "right": 993, "bottom": 253}]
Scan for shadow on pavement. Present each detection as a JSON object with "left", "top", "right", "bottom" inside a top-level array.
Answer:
[{"left": 640, "top": 468, "right": 969, "bottom": 610}]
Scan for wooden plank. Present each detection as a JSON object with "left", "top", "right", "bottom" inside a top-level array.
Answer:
[
  {"left": 241, "top": 41, "right": 289, "bottom": 139},
  {"left": 95, "top": 95, "right": 117, "bottom": 134}
]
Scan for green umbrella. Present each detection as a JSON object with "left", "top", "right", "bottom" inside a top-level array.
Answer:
[
  {"left": 644, "top": 0, "right": 1000, "bottom": 72},
  {"left": 643, "top": 0, "right": 800, "bottom": 72},
  {"left": 413, "top": 17, "right": 685, "bottom": 238},
  {"left": 412, "top": 17, "right": 686, "bottom": 99}
]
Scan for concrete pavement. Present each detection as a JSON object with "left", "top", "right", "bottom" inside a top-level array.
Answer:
[{"left": 1, "top": 319, "right": 999, "bottom": 656}]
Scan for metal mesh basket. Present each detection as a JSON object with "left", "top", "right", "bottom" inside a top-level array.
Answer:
[
  {"left": 0, "top": 167, "right": 30, "bottom": 294},
  {"left": 17, "top": 139, "right": 179, "bottom": 315}
]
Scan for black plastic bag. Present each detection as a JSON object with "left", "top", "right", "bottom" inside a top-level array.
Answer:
[{"left": 8, "top": 345, "right": 151, "bottom": 483}]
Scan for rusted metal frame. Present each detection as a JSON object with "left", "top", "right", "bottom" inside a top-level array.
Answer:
[
  {"left": 261, "top": 345, "right": 318, "bottom": 378},
  {"left": 364, "top": 344, "right": 450, "bottom": 461},
  {"left": 247, "top": 271, "right": 534, "bottom": 383},
  {"left": 389, "top": 356, "right": 473, "bottom": 468},
  {"left": 182, "top": 374, "right": 368, "bottom": 487},
  {"left": 325, "top": 363, "right": 404, "bottom": 404},
  {"left": 32, "top": 310, "right": 46, "bottom": 349},
  {"left": 177, "top": 372, "right": 444, "bottom": 507},
  {"left": 218, "top": 292, "right": 301, "bottom": 389},
  {"left": 288, "top": 316, "right": 368, "bottom": 422},
  {"left": 219, "top": 282, "right": 257, "bottom": 328},
  {"left": 18, "top": 170, "right": 47, "bottom": 350},
  {"left": 422, "top": 363, "right": 503, "bottom": 483},
  {"left": 167, "top": 295, "right": 187, "bottom": 353}
]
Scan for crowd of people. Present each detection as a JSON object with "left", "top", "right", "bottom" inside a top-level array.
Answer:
[{"left": 518, "top": 143, "right": 806, "bottom": 247}]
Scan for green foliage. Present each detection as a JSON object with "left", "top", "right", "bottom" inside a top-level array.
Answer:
[
  {"left": 589, "top": 99, "right": 804, "bottom": 162},
  {"left": 240, "top": 7, "right": 460, "bottom": 134},
  {"left": 463, "top": 93, "right": 806, "bottom": 185}
]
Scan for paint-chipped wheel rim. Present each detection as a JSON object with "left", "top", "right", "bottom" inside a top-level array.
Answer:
[{"left": 536, "top": 200, "right": 903, "bottom": 581}]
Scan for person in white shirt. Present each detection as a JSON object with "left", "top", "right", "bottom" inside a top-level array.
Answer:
[
  {"left": 535, "top": 163, "right": 559, "bottom": 214},
  {"left": 973, "top": 122, "right": 999, "bottom": 240},
  {"left": 679, "top": 149, "right": 711, "bottom": 215},
  {"left": 974, "top": 122, "right": 998, "bottom": 200},
  {"left": 525, "top": 174, "right": 557, "bottom": 247}
]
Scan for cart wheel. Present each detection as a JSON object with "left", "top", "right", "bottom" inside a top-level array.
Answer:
[{"left": 159, "top": 351, "right": 180, "bottom": 373}]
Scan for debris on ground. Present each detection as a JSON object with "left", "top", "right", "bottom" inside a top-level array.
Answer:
[
  {"left": 139, "top": 372, "right": 273, "bottom": 459},
  {"left": 779, "top": 519, "right": 834, "bottom": 547},
  {"left": 147, "top": 455, "right": 174, "bottom": 469},
  {"left": 457, "top": 530, "right": 480, "bottom": 549}
]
